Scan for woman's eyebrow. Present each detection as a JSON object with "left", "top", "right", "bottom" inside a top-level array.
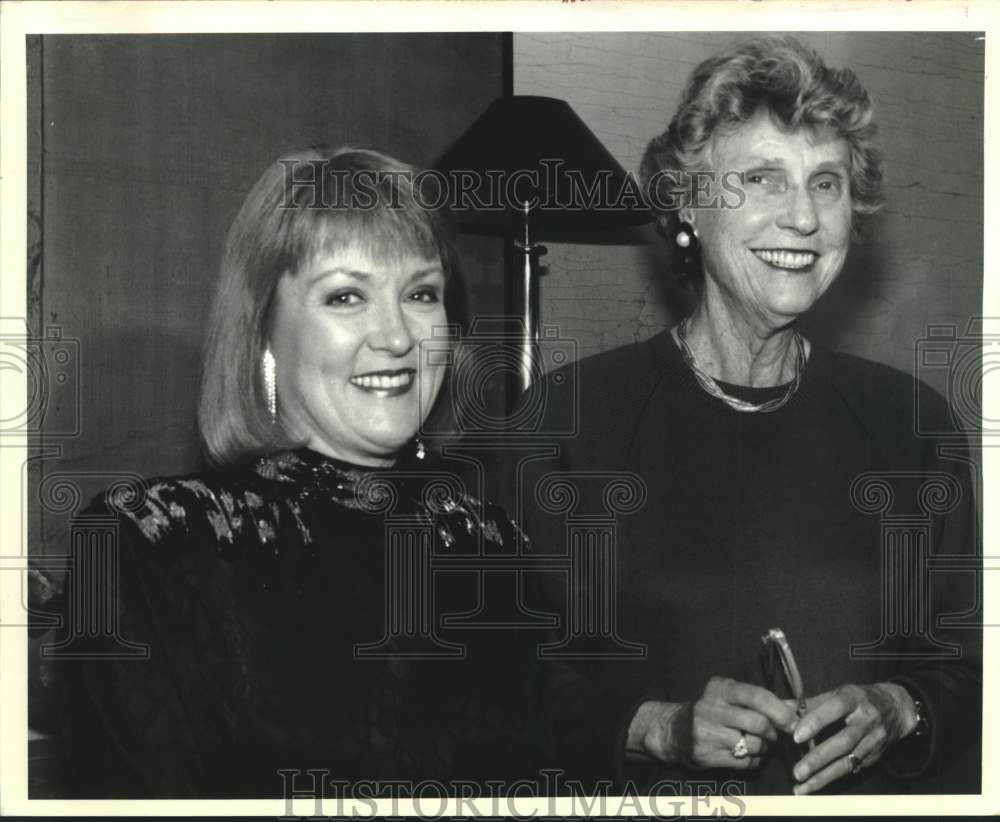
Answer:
[
  {"left": 812, "top": 161, "right": 849, "bottom": 175},
  {"left": 407, "top": 266, "right": 444, "bottom": 283},
  {"left": 741, "top": 155, "right": 786, "bottom": 167},
  {"left": 306, "top": 267, "right": 372, "bottom": 287}
]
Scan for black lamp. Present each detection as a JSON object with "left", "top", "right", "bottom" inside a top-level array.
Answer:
[{"left": 434, "top": 95, "right": 651, "bottom": 392}]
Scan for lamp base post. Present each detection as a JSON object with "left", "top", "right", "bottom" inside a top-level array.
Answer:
[{"left": 514, "top": 200, "right": 547, "bottom": 395}]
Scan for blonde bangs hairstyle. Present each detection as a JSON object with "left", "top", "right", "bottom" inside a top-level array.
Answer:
[{"left": 199, "top": 147, "right": 464, "bottom": 468}]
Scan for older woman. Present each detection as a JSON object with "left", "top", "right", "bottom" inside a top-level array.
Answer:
[
  {"left": 515, "top": 36, "right": 980, "bottom": 795},
  {"left": 54, "top": 147, "right": 538, "bottom": 797}
]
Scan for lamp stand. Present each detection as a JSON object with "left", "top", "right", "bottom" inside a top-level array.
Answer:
[{"left": 513, "top": 200, "right": 547, "bottom": 394}]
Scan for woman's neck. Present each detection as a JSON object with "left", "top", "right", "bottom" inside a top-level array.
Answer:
[
  {"left": 302, "top": 438, "right": 397, "bottom": 469},
  {"left": 680, "top": 297, "right": 805, "bottom": 387}
]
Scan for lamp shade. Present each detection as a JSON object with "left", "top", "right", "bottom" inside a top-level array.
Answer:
[{"left": 433, "top": 96, "right": 652, "bottom": 234}]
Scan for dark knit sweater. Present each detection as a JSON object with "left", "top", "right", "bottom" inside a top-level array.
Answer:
[{"left": 502, "top": 329, "right": 981, "bottom": 795}]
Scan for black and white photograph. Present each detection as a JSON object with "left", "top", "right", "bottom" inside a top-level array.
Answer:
[{"left": 0, "top": 1, "right": 995, "bottom": 817}]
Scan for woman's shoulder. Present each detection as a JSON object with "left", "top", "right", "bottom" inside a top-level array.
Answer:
[
  {"left": 570, "top": 331, "right": 672, "bottom": 385},
  {"left": 821, "top": 347, "right": 958, "bottom": 437},
  {"left": 82, "top": 464, "right": 278, "bottom": 550},
  {"left": 532, "top": 331, "right": 673, "bottom": 438}
]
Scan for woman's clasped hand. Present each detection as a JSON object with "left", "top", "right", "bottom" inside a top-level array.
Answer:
[
  {"left": 789, "top": 683, "right": 918, "bottom": 794},
  {"left": 636, "top": 678, "right": 796, "bottom": 770},
  {"left": 633, "top": 678, "right": 919, "bottom": 794}
]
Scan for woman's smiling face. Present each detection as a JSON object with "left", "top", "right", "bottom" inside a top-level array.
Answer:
[
  {"left": 269, "top": 243, "right": 448, "bottom": 466},
  {"left": 689, "top": 108, "right": 853, "bottom": 329}
]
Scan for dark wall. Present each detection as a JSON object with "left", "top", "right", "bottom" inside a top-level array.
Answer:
[{"left": 29, "top": 34, "right": 505, "bottom": 554}]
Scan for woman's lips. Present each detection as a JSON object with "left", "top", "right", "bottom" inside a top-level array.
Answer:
[
  {"left": 349, "top": 368, "right": 416, "bottom": 396},
  {"left": 753, "top": 249, "right": 818, "bottom": 270}
]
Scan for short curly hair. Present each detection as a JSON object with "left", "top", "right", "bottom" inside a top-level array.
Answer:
[{"left": 640, "top": 35, "right": 883, "bottom": 251}]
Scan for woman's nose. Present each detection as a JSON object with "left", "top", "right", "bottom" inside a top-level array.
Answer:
[
  {"left": 368, "top": 304, "right": 415, "bottom": 355},
  {"left": 778, "top": 185, "right": 820, "bottom": 235}
]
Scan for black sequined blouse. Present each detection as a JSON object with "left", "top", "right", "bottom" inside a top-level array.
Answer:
[{"left": 55, "top": 449, "right": 542, "bottom": 798}]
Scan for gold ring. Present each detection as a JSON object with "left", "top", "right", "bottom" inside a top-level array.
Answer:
[{"left": 847, "top": 753, "right": 862, "bottom": 775}]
